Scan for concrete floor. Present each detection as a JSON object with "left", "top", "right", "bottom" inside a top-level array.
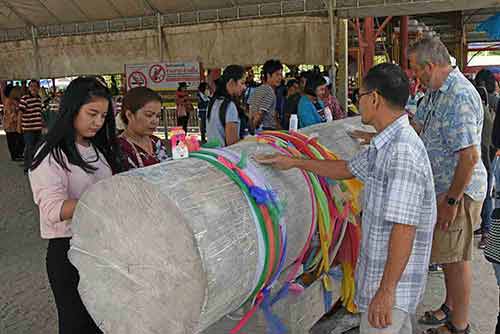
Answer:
[{"left": 0, "top": 134, "right": 497, "bottom": 334}]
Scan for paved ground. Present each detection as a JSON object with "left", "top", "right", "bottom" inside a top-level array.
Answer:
[{"left": 0, "top": 134, "right": 497, "bottom": 334}]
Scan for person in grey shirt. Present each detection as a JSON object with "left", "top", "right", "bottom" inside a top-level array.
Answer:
[
  {"left": 206, "top": 65, "right": 246, "bottom": 147},
  {"left": 249, "top": 59, "right": 283, "bottom": 131}
]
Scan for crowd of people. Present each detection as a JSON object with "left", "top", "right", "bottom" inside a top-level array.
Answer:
[
  {"left": 2, "top": 36, "right": 500, "bottom": 334},
  {"left": 190, "top": 59, "right": 350, "bottom": 147}
]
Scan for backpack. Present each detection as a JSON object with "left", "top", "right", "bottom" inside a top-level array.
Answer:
[
  {"left": 479, "top": 87, "right": 496, "bottom": 169},
  {"left": 480, "top": 88, "right": 495, "bottom": 145},
  {"left": 208, "top": 97, "right": 246, "bottom": 139}
]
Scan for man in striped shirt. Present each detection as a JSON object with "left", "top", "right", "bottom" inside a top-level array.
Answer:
[
  {"left": 249, "top": 59, "right": 283, "bottom": 131},
  {"left": 19, "top": 80, "right": 43, "bottom": 173}
]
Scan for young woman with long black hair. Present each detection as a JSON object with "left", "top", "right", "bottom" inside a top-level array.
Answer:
[
  {"left": 206, "top": 65, "right": 246, "bottom": 147},
  {"left": 29, "top": 77, "right": 122, "bottom": 334}
]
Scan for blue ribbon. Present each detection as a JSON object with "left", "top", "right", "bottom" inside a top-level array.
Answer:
[
  {"left": 328, "top": 266, "right": 344, "bottom": 282},
  {"left": 260, "top": 288, "right": 288, "bottom": 334},
  {"left": 323, "top": 284, "right": 333, "bottom": 313},
  {"left": 249, "top": 185, "right": 272, "bottom": 205}
]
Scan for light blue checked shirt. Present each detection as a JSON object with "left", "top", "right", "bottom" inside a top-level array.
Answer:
[{"left": 348, "top": 115, "right": 437, "bottom": 313}]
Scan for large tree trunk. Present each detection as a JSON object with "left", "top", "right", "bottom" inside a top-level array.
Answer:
[{"left": 68, "top": 116, "right": 367, "bottom": 334}]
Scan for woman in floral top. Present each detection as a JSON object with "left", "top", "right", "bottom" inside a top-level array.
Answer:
[
  {"left": 118, "top": 87, "right": 169, "bottom": 171},
  {"left": 319, "top": 76, "right": 347, "bottom": 120},
  {"left": 3, "top": 84, "right": 24, "bottom": 161}
]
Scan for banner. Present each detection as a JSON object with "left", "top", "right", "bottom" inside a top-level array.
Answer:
[{"left": 125, "top": 62, "right": 201, "bottom": 91}]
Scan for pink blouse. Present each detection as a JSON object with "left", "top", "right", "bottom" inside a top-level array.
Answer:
[{"left": 29, "top": 144, "right": 112, "bottom": 239}]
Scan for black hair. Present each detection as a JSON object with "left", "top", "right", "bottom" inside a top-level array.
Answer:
[
  {"left": 475, "top": 69, "right": 496, "bottom": 94},
  {"left": 286, "top": 79, "right": 299, "bottom": 89},
  {"left": 299, "top": 71, "right": 312, "bottom": 79},
  {"left": 207, "top": 65, "right": 245, "bottom": 127},
  {"left": 4, "top": 83, "right": 14, "bottom": 97},
  {"left": 198, "top": 82, "right": 208, "bottom": 93},
  {"left": 31, "top": 77, "right": 122, "bottom": 174},
  {"left": 29, "top": 79, "right": 40, "bottom": 87},
  {"left": 362, "top": 63, "right": 409, "bottom": 110},
  {"left": 121, "top": 87, "right": 162, "bottom": 125},
  {"left": 477, "top": 85, "right": 488, "bottom": 106},
  {"left": 262, "top": 59, "right": 283, "bottom": 82},
  {"left": 303, "top": 73, "right": 326, "bottom": 97},
  {"left": 177, "top": 82, "right": 187, "bottom": 91}
]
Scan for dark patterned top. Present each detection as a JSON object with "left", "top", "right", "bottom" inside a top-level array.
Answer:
[{"left": 118, "top": 135, "right": 169, "bottom": 171}]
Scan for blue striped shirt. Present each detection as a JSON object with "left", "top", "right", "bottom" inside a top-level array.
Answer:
[{"left": 348, "top": 115, "right": 437, "bottom": 313}]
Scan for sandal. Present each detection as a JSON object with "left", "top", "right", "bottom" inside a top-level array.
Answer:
[
  {"left": 419, "top": 304, "right": 451, "bottom": 325},
  {"left": 423, "top": 321, "right": 471, "bottom": 334}
]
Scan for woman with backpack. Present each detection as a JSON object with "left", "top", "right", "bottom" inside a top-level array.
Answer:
[{"left": 206, "top": 65, "right": 246, "bottom": 147}]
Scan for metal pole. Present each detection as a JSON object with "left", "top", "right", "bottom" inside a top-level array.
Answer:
[
  {"left": 163, "top": 107, "right": 168, "bottom": 142},
  {"left": 157, "top": 12, "right": 163, "bottom": 61},
  {"left": 328, "top": 0, "right": 337, "bottom": 96},
  {"left": 31, "top": 26, "right": 41, "bottom": 80}
]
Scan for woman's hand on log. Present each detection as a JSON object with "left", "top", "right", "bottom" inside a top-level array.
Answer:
[{"left": 255, "top": 154, "right": 297, "bottom": 171}]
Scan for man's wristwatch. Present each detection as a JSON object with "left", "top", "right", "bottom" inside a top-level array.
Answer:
[{"left": 446, "top": 196, "right": 460, "bottom": 206}]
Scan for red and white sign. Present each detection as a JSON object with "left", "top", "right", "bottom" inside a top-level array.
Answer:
[
  {"left": 149, "top": 64, "right": 166, "bottom": 83},
  {"left": 127, "top": 71, "right": 147, "bottom": 88},
  {"left": 125, "top": 62, "right": 201, "bottom": 91}
]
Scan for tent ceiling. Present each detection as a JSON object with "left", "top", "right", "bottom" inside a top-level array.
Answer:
[
  {"left": 0, "top": 0, "right": 291, "bottom": 29},
  {"left": 0, "top": 0, "right": 496, "bottom": 45},
  {"left": 0, "top": 0, "right": 498, "bottom": 30}
]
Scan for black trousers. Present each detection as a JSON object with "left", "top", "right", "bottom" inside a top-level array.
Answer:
[
  {"left": 199, "top": 111, "right": 207, "bottom": 143},
  {"left": 24, "top": 130, "right": 42, "bottom": 170},
  {"left": 46, "top": 238, "right": 102, "bottom": 334},
  {"left": 177, "top": 115, "right": 189, "bottom": 134},
  {"left": 5, "top": 131, "right": 24, "bottom": 160}
]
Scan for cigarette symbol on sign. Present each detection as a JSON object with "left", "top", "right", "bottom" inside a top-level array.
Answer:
[{"left": 128, "top": 71, "right": 148, "bottom": 88}]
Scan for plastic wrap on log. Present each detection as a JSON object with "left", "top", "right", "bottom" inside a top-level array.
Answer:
[{"left": 68, "top": 117, "right": 367, "bottom": 334}]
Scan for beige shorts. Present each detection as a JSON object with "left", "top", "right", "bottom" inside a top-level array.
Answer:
[{"left": 430, "top": 195, "right": 483, "bottom": 264}]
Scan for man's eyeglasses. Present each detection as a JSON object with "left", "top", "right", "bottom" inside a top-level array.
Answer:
[
  {"left": 355, "top": 90, "right": 374, "bottom": 105},
  {"left": 358, "top": 90, "right": 374, "bottom": 100}
]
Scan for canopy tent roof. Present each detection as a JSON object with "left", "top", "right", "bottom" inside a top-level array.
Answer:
[
  {"left": 0, "top": 0, "right": 496, "bottom": 44},
  {"left": 0, "top": 0, "right": 296, "bottom": 29},
  {"left": 0, "top": 0, "right": 497, "bottom": 79}
]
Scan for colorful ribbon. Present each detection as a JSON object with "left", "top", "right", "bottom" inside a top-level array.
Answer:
[{"left": 191, "top": 128, "right": 363, "bottom": 333}]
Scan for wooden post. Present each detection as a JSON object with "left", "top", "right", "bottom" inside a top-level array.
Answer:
[
  {"left": 328, "top": 0, "right": 337, "bottom": 96},
  {"left": 400, "top": 16, "right": 409, "bottom": 70},
  {"left": 31, "top": 26, "right": 41, "bottom": 80},
  {"left": 456, "top": 12, "right": 467, "bottom": 70},
  {"left": 157, "top": 12, "right": 163, "bottom": 61},
  {"left": 337, "top": 19, "right": 349, "bottom": 112},
  {"left": 363, "top": 17, "right": 375, "bottom": 74}
]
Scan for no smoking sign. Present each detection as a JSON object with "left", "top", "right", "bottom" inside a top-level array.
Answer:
[{"left": 149, "top": 64, "right": 166, "bottom": 83}]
